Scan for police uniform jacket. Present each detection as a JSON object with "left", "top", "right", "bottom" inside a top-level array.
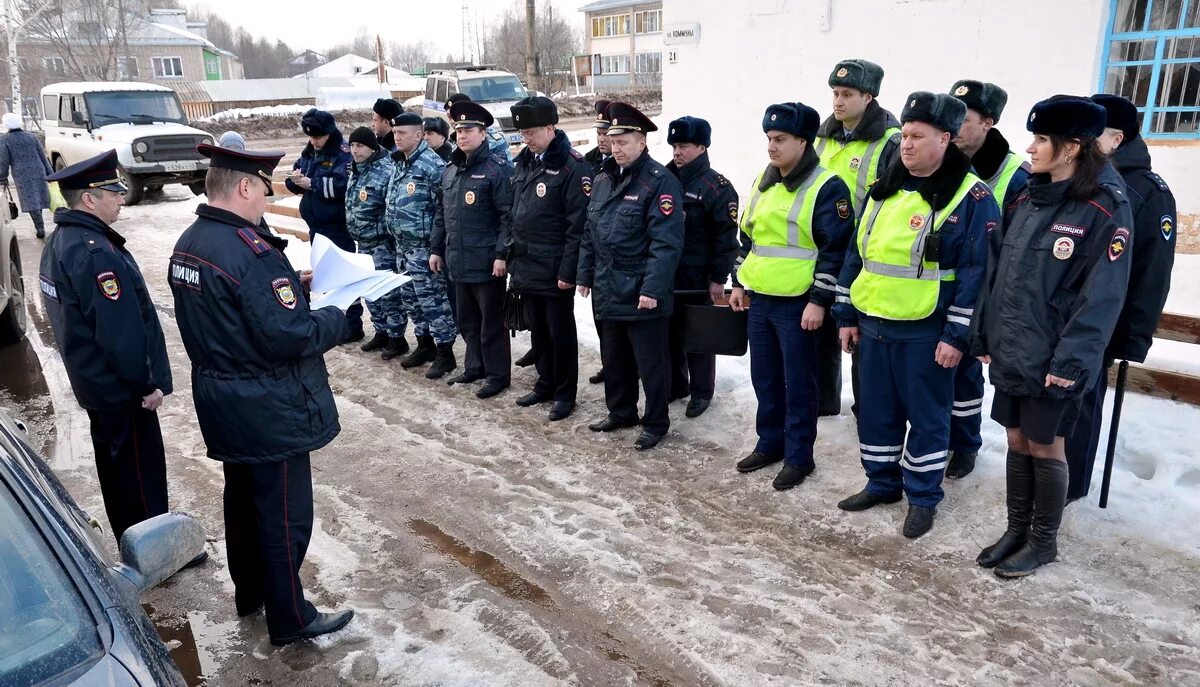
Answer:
[
  {"left": 973, "top": 128, "right": 1031, "bottom": 209},
  {"left": 508, "top": 129, "right": 589, "bottom": 296},
  {"left": 285, "top": 130, "right": 352, "bottom": 235},
  {"left": 834, "top": 145, "right": 996, "bottom": 350},
  {"left": 345, "top": 148, "right": 394, "bottom": 248},
  {"left": 577, "top": 150, "right": 685, "bottom": 321},
  {"left": 972, "top": 174, "right": 1134, "bottom": 399},
  {"left": 666, "top": 151, "right": 739, "bottom": 290},
  {"left": 584, "top": 146, "right": 609, "bottom": 177},
  {"left": 431, "top": 143, "right": 514, "bottom": 284},
  {"left": 39, "top": 209, "right": 172, "bottom": 410},
  {"left": 386, "top": 140, "right": 445, "bottom": 247},
  {"left": 169, "top": 204, "right": 347, "bottom": 463},
  {"left": 1105, "top": 137, "right": 1176, "bottom": 363}
]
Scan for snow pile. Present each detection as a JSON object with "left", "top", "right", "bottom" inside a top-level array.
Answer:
[{"left": 199, "top": 104, "right": 349, "bottom": 122}]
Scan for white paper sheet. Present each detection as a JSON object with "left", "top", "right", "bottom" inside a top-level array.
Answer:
[{"left": 307, "top": 234, "right": 410, "bottom": 310}]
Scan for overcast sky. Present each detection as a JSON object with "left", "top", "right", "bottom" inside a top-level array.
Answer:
[{"left": 187, "top": 0, "right": 593, "bottom": 59}]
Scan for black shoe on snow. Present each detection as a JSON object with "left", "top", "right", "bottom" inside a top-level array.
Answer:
[
  {"left": 361, "top": 333, "right": 389, "bottom": 352},
  {"left": 772, "top": 463, "right": 815, "bottom": 490},
  {"left": 398, "top": 335, "right": 435, "bottom": 366},
  {"left": 995, "top": 458, "right": 1068, "bottom": 578},
  {"left": 476, "top": 380, "right": 509, "bottom": 399},
  {"left": 341, "top": 329, "right": 365, "bottom": 345},
  {"left": 685, "top": 397, "right": 711, "bottom": 418},
  {"left": 588, "top": 415, "right": 638, "bottom": 432},
  {"left": 515, "top": 349, "right": 537, "bottom": 367},
  {"left": 588, "top": 369, "right": 605, "bottom": 384},
  {"left": 945, "top": 451, "right": 978, "bottom": 479},
  {"left": 447, "top": 371, "right": 484, "bottom": 385},
  {"left": 515, "top": 391, "right": 551, "bottom": 407},
  {"left": 736, "top": 451, "right": 782, "bottom": 473},
  {"left": 902, "top": 505, "right": 937, "bottom": 538},
  {"left": 633, "top": 431, "right": 664, "bottom": 450},
  {"left": 548, "top": 401, "right": 574, "bottom": 421},
  {"left": 270, "top": 609, "right": 355, "bottom": 646},
  {"left": 425, "top": 343, "right": 457, "bottom": 379},
  {"left": 837, "top": 488, "right": 903, "bottom": 512}
]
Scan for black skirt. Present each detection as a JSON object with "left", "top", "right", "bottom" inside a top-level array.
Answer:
[{"left": 991, "top": 390, "right": 1083, "bottom": 445}]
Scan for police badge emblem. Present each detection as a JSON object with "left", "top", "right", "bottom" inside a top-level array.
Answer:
[
  {"left": 581, "top": 177, "right": 592, "bottom": 197},
  {"left": 954, "top": 85, "right": 969, "bottom": 96},
  {"left": 272, "top": 277, "right": 297, "bottom": 309},
  {"left": 909, "top": 214, "right": 926, "bottom": 230},
  {"left": 536, "top": 182, "right": 547, "bottom": 197},
  {"left": 658, "top": 195, "right": 675, "bottom": 216},
  {"left": 836, "top": 67, "right": 849, "bottom": 77},
  {"left": 849, "top": 156, "right": 861, "bottom": 171},
  {"left": 1052, "top": 236, "right": 1075, "bottom": 260},
  {"left": 465, "top": 191, "right": 477, "bottom": 205},
  {"left": 406, "top": 182, "right": 416, "bottom": 195},
  {"left": 358, "top": 189, "right": 368, "bottom": 202},
  {"left": 96, "top": 271, "right": 120, "bottom": 300}
]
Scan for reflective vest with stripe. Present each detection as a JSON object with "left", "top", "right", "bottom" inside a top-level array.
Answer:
[
  {"left": 815, "top": 127, "right": 901, "bottom": 212},
  {"left": 983, "top": 151, "right": 1026, "bottom": 217},
  {"left": 737, "top": 166, "right": 838, "bottom": 297},
  {"left": 848, "top": 173, "right": 981, "bottom": 321}
]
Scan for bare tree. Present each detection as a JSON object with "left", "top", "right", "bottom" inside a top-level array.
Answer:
[
  {"left": 480, "top": 1, "right": 580, "bottom": 95},
  {"left": 324, "top": 25, "right": 375, "bottom": 62},
  {"left": 18, "top": 0, "right": 148, "bottom": 82},
  {"left": 387, "top": 40, "right": 433, "bottom": 73}
]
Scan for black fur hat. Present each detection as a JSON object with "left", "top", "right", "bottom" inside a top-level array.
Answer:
[
  {"left": 901, "top": 92, "right": 967, "bottom": 136},
  {"left": 762, "top": 102, "right": 820, "bottom": 143},
  {"left": 373, "top": 98, "right": 402, "bottom": 121},
  {"left": 950, "top": 80, "right": 1008, "bottom": 122},
  {"left": 1026, "top": 95, "right": 1107, "bottom": 138},
  {"left": 667, "top": 116, "right": 712, "bottom": 147},
  {"left": 1091, "top": 93, "right": 1140, "bottom": 140},
  {"left": 511, "top": 96, "right": 559, "bottom": 128}
]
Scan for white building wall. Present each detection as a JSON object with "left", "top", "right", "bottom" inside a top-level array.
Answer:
[{"left": 660, "top": 0, "right": 1200, "bottom": 249}]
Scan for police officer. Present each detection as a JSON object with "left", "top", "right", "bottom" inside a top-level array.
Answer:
[
  {"left": 583, "top": 99, "right": 613, "bottom": 384},
  {"left": 729, "top": 103, "right": 854, "bottom": 489},
  {"left": 372, "top": 98, "right": 402, "bottom": 151},
  {"left": 577, "top": 102, "right": 685, "bottom": 450},
  {"left": 944, "top": 80, "right": 1033, "bottom": 479},
  {"left": 445, "top": 93, "right": 513, "bottom": 166},
  {"left": 285, "top": 108, "right": 364, "bottom": 342},
  {"left": 972, "top": 96, "right": 1132, "bottom": 577},
  {"left": 345, "top": 126, "right": 407, "bottom": 356},
  {"left": 665, "top": 116, "right": 739, "bottom": 418},
  {"left": 834, "top": 92, "right": 997, "bottom": 538},
  {"left": 169, "top": 144, "right": 354, "bottom": 645},
  {"left": 1063, "top": 93, "right": 1177, "bottom": 502},
  {"left": 814, "top": 59, "right": 902, "bottom": 418},
  {"left": 508, "top": 96, "right": 589, "bottom": 421},
  {"left": 39, "top": 150, "right": 184, "bottom": 551},
  {"left": 431, "top": 101, "right": 514, "bottom": 398},
  {"left": 424, "top": 116, "right": 454, "bottom": 162},
  {"left": 388, "top": 112, "right": 458, "bottom": 376}
]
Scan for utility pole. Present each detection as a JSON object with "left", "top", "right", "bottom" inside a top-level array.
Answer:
[
  {"left": 524, "top": 0, "right": 536, "bottom": 94},
  {"left": 117, "top": 0, "right": 130, "bottom": 80},
  {"left": 460, "top": 0, "right": 468, "bottom": 64},
  {"left": 3, "top": 0, "right": 56, "bottom": 118}
]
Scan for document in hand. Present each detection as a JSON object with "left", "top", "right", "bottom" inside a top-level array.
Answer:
[{"left": 308, "top": 234, "right": 411, "bottom": 310}]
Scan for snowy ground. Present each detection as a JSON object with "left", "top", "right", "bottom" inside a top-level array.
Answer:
[{"left": 3, "top": 188, "right": 1199, "bottom": 686}]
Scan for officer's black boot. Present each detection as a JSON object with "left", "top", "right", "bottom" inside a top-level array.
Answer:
[
  {"left": 515, "top": 348, "right": 536, "bottom": 367},
  {"left": 380, "top": 336, "right": 411, "bottom": 360},
  {"left": 361, "top": 332, "right": 389, "bottom": 352},
  {"left": 398, "top": 335, "right": 435, "bottom": 367},
  {"left": 995, "top": 458, "right": 1068, "bottom": 579},
  {"left": 425, "top": 343, "right": 457, "bottom": 379},
  {"left": 977, "top": 450, "right": 1034, "bottom": 568},
  {"left": 946, "top": 451, "right": 978, "bottom": 479}
]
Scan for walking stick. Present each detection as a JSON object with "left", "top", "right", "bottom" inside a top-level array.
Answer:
[{"left": 1099, "top": 360, "right": 1129, "bottom": 509}]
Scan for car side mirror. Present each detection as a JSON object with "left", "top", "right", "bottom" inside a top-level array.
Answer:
[
  {"left": 71, "top": 111, "right": 86, "bottom": 126},
  {"left": 113, "top": 512, "right": 205, "bottom": 594}
]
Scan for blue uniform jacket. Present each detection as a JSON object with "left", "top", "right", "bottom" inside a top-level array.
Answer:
[
  {"left": 345, "top": 148, "right": 395, "bottom": 248},
  {"left": 431, "top": 143, "right": 514, "bottom": 284},
  {"left": 834, "top": 146, "right": 997, "bottom": 351},
  {"left": 38, "top": 209, "right": 172, "bottom": 410},
  {"left": 286, "top": 131, "right": 353, "bottom": 236},
  {"left": 577, "top": 150, "right": 685, "bottom": 320},
  {"left": 168, "top": 204, "right": 347, "bottom": 463}
]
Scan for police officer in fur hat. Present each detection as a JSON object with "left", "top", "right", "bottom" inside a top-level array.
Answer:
[
  {"left": 372, "top": 98, "right": 402, "bottom": 151},
  {"left": 665, "top": 115, "right": 739, "bottom": 419},
  {"left": 834, "top": 92, "right": 998, "bottom": 538}
]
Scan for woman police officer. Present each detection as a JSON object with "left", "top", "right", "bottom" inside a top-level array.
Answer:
[{"left": 971, "top": 95, "right": 1133, "bottom": 578}]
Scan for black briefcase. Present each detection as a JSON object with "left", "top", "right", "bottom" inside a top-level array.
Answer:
[{"left": 684, "top": 304, "right": 748, "bottom": 356}]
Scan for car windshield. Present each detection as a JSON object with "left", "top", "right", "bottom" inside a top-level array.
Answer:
[
  {"left": 0, "top": 480, "right": 104, "bottom": 686},
  {"left": 458, "top": 75, "right": 527, "bottom": 103},
  {"left": 86, "top": 90, "right": 187, "bottom": 125}
]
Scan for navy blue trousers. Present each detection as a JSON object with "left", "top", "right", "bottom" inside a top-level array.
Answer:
[
  {"left": 749, "top": 295, "right": 819, "bottom": 468},
  {"left": 86, "top": 406, "right": 169, "bottom": 544},
  {"left": 949, "top": 356, "right": 985, "bottom": 454},
  {"left": 1065, "top": 364, "right": 1110, "bottom": 500}
]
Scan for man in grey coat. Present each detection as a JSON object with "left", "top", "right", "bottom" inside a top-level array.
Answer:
[{"left": 0, "top": 113, "right": 54, "bottom": 238}]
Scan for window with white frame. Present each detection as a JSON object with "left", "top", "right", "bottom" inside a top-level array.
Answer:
[
  {"left": 634, "top": 52, "right": 661, "bottom": 74},
  {"left": 635, "top": 10, "right": 662, "bottom": 34},
  {"left": 118, "top": 56, "right": 139, "bottom": 79},
  {"left": 591, "top": 13, "right": 630, "bottom": 37},
  {"left": 44, "top": 57, "right": 66, "bottom": 76},
  {"left": 153, "top": 56, "right": 184, "bottom": 78},
  {"left": 596, "top": 54, "right": 630, "bottom": 74},
  {"left": 1103, "top": 0, "right": 1200, "bottom": 136}
]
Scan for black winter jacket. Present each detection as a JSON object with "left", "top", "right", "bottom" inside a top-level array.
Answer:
[
  {"left": 169, "top": 205, "right": 347, "bottom": 463},
  {"left": 508, "top": 129, "right": 589, "bottom": 296},
  {"left": 431, "top": 143, "right": 514, "bottom": 283},
  {"left": 39, "top": 209, "right": 172, "bottom": 411},
  {"left": 666, "top": 151, "right": 739, "bottom": 290},
  {"left": 577, "top": 150, "right": 684, "bottom": 320}
]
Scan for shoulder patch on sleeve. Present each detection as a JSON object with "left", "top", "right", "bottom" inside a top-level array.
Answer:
[
  {"left": 96, "top": 271, "right": 121, "bottom": 300},
  {"left": 1160, "top": 214, "right": 1175, "bottom": 241},
  {"left": 969, "top": 182, "right": 991, "bottom": 201},
  {"left": 272, "top": 277, "right": 298, "bottom": 309},
  {"left": 836, "top": 198, "right": 850, "bottom": 220},
  {"left": 581, "top": 176, "right": 593, "bottom": 197},
  {"left": 237, "top": 227, "right": 273, "bottom": 257},
  {"left": 728, "top": 201, "right": 739, "bottom": 222},
  {"left": 1108, "top": 227, "right": 1130, "bottom": 261},
  {"left": 39, "top": 275, "right": 59, "bottom": 302},
  {"left": 658, "top": 194, "right": 675, "bottom": 216}
]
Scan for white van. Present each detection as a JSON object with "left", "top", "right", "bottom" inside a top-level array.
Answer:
[
  {"left": 422, "top": 67, "right": 528, "bottom": 145},
  {"left": 40, "top": 82, "right": 215, "bottom": 205}
]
